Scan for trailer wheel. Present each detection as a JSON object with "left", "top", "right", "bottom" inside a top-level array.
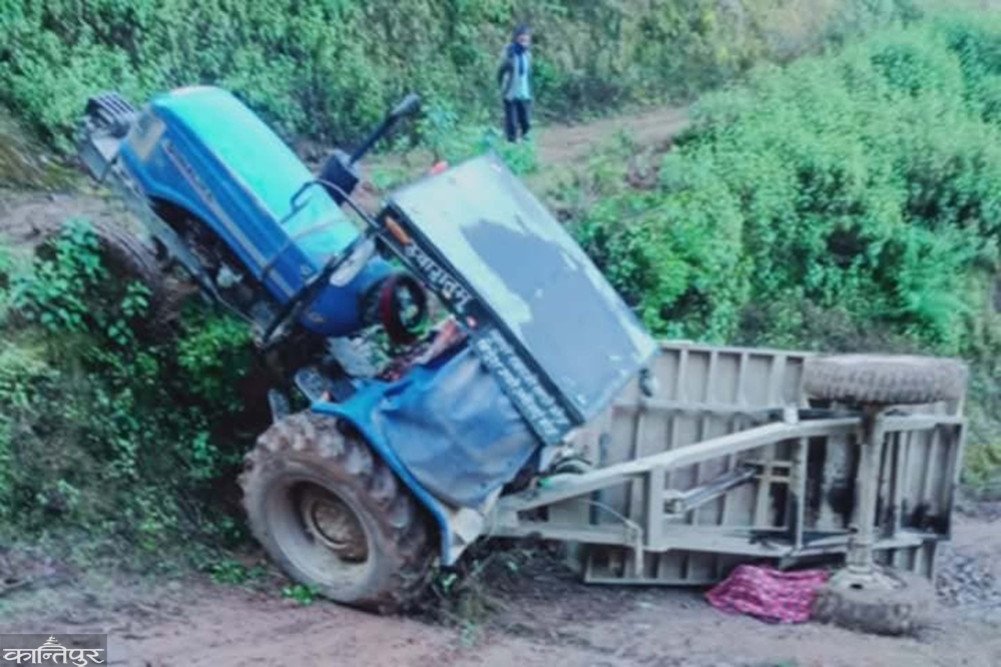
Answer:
[
  {"left": 812, "top": 569, "right": 934, "bottom": 635},
  {"left": 240, "top": 412, "right": 435, "bottom": 613},
  {"left": 802, "top": 354, "right": 967, "bottom": 405}
]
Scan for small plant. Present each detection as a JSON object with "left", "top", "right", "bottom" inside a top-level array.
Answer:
[
  {"left": 10, "top": 219, "right": 105, "bottom": 332},
  {"left": 414, "top": 101, "right": 537, "bottom": 176},
  {"left": 282, "top": 583, "right": 318, "bottom": 605},
  {"left": 429, "top": 553, "right": 510, "bottom": 630},
  {"left": 368, "top": 162, "right": 411, "bottom": 192},
  {"left": 209, "top": 559, "right": 267, "bottom": 586},
  {"left": 492, "top": 132, "right": 538, "bottom": 175},
  {"left": 175, "top": 311, "right": 253, "bottom": 414},
  {"left": 963, "top": 441, "right": 1001, "bottom": 498},
  {"left": 210, "top": 559, "right": 250, "bottom": 585},
  {"left": 457, "top": 620, "right": 483, "bottom": 648}
]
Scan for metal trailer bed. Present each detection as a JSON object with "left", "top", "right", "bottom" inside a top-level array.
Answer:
[{"left": 492, "top": 342, "right": 965, "bottom": 585}]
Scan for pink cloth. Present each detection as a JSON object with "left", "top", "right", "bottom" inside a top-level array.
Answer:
[{"left": 706, "top": 564, "right": 829, "bottom": 624}]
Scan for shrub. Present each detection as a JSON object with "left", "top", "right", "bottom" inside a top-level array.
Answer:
[
  {"left": 0, "top": 0, "right": 916, "bottom": 151},
  {"left": 0, "top": 221, "right": 255, "bottom": 560},
  {"left": 571, "top": 14, "right": 1001, "bottom": 356}
]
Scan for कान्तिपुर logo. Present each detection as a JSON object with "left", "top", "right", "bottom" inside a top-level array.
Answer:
[{"left": 0, "top": 635, "right": 106, "bottom": 667}]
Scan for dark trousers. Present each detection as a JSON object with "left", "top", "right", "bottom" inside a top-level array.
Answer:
[{"left": 504, "top": 99, "right": 531, "bottom": 142}]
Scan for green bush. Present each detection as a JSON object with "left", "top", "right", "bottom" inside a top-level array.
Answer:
[
  {"left": 0, "top": 0, "right": 916, "bottom": 151},
  {"left": 571, "top": 14, "right": 1001, "bottom": 356},
  {"left": 560, "top": 11, "right": 1001, "bottom": 490},
  {"left": 0, "top": 221, "right": 256, "bottom": 560}
]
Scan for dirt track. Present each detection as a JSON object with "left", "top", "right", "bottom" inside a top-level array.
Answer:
[
  {"left": 1, "top": 511, "right": 999, "bottom": 666},
  {"left": 535, "top": 106, "right": 688, "bottom": 164}
]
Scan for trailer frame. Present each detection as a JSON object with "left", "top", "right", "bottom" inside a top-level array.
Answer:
[{"left": 488, "top": 342, "right": 965, "bottom": 586}]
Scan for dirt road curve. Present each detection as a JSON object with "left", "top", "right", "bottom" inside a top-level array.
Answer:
[{"left": 536, "top": 106, "right": 689, "bottom": 164}]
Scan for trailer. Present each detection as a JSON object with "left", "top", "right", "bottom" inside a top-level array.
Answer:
[{"left": 493, "top": 342, "right": 964, "bottom": 584}]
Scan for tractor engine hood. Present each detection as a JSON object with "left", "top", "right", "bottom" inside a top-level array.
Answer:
[{"left": 378, "top": 154, "right": 658, "bottom": 445}]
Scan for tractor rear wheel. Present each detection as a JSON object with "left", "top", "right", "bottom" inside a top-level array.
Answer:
[
  {"left": 240, "top": 412, "right": 435, "bottom": 613},
  {"left": 0, "top": 199, "right": 182, "bottom": 330}
]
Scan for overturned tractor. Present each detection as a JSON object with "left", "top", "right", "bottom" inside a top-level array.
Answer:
[{"left": 78, "top": 86, "right": 966, "bottom": 631}]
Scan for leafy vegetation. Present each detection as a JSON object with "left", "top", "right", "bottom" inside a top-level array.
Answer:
[
  {"left": 418, "top": 104, "right": 539, "bottom": 174},
  {"left": 208, "top": 558, "right": 268, "bottom": 586},
  {"left": 281, "top": 583, "right": 318, "bottom": 606},
  {"left": 561, "top": 12, "right": 1001, "bottom": 486},
  {"left": 0, "top": 0, "right": 917, "bottom": 151},
  {"left": 0, "top": 221, "right": 258, "bottom": 564}
]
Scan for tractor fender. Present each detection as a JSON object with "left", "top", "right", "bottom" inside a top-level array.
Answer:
[{"left": 310, "top": 393, "right": 461, "bottom": 565}]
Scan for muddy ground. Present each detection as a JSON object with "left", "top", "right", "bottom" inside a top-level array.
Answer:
[{"left": 0, "top": 507, "right": 999, "bottom": 667}]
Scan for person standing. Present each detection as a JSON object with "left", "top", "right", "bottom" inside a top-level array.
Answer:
[{"left": 497, "top": 24, "right": 533, "bottom": 142}]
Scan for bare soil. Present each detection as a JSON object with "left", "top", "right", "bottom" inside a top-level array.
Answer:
[
  {"left": 0, "top": 190, "right": 123, "bottom": 246},
  {"left": 1, "top": 512, "right": 1000, "bottom": 666},
  {"left": 535, "top": 107, "right": 689, "bottom": 165}
]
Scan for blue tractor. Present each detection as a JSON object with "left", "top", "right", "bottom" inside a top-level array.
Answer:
[{"left": 78, "top": 87, "right": 657, "bottom": 611}]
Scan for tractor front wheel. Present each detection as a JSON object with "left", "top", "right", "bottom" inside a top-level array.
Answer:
[{"left": 240, "top": 412, "right": 435, "bottom": 612}]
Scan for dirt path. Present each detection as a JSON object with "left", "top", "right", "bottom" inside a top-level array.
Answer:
[
  {"left": 535, "top": 106, "right": 689, "bottom": 164},
  {"left": 2, "top": 512, "right": 1000, "bottom": 667}
]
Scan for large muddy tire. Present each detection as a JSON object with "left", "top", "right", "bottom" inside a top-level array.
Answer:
[
  {"left": 240, "top": 412, "right": 435, "bottom": 613},
  {"left": 0, "top": 201, "right": 179, "bottom": 328},
  {"left": 803, "top": 354, "right": 967, "bottom": 405},
  {"left": 812, "top": 569, "right": 935, "bottom": 636}
]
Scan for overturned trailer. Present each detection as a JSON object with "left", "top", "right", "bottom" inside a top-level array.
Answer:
[{"left": 492, "top": 343, "right": 965, "bottom": 630}]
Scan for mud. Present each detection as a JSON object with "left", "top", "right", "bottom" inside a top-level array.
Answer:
[
  {"left": 0, "top": 191, "right": 115, "bottom": 241},
  {"left": 0, "top": 512, "right": 998, "bottom": 666}
]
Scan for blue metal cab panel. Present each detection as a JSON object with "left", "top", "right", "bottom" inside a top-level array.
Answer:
[{"left": 117, "top": 86, "right": 388, "bottom": 335}]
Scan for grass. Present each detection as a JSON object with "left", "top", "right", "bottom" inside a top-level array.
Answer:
[{"left": 281, "top": 583, "right": 318, "bottom": 606}]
